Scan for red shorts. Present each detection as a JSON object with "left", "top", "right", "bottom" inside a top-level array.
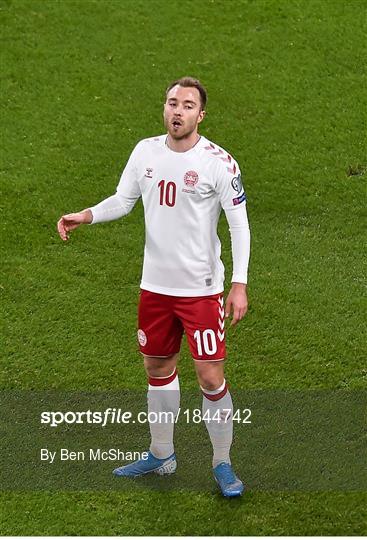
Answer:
[{"left": 137, "top": 289, "right": 226, "bottom": 361}]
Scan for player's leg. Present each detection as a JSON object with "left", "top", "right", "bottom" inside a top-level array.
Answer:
[
  {"left": 177, "top": 293, "right": 244, "bottom": 496},
  {"left": 113, "top": 291, "right": 182, "bottom": 478},
  {"left": 144, "top": 353, "right": 180, "bottom": 461},
  {"left": 113, "top": 352, "right": 179, "bottom": 478},
  {"left": 194, "top": 360, "right": 232, "bottom": 467},
  {"left": 195, "top": 360, "right": 234, "bottom": 467},
  {"left": 194, "top": 359, "right": 244, "bottom": 497}
]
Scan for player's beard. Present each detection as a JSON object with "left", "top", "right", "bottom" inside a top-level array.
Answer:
[{"left": 164, "top": 114, "right": 200, "bottom": 140}]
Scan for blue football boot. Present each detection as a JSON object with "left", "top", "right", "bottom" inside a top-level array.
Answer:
[
  {"left": 213, "top": 462, "right": 245, "bottom": 497},
  {"left": 113, "top": 451, "right": 177, "bottom": 477}
]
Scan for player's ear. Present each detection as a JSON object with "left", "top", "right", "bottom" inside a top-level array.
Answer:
[{"left": 198, "top": 110, "right": 206, "bottom": 124}]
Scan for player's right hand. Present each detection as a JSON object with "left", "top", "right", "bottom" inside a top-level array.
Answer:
[{"left": 57, "top": 210, "right": 92, "bottom": 241}]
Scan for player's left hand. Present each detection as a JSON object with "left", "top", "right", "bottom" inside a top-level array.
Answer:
[{"left": 225, "top": 283, "right": 248, "bottom": 326}]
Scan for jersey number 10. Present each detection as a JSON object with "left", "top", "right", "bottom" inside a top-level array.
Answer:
[{"left": 158, "top": 180, "right": 176, "bottom": 207}]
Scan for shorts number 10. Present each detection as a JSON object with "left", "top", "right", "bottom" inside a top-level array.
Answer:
[{"left": 194, "top": 329, "right": 217, "bottom": 356}]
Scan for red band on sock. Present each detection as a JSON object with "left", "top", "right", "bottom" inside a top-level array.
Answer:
[
  {"left": 149, "top": 368, "right": 178, "bottom": 387},
  {"left": 202, "top": 383, "right": 228, "bottom": 401}
]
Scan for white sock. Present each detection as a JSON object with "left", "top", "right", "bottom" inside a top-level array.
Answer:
[
  {"left": 201, "top": 380, "right": 233, "bottom": 468},
  {"left": 147, "top": 368, "right": 180, "bottom": 459}
]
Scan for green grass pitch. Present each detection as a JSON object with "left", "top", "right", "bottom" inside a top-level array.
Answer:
[{"left": 1, "top": 0, "right": 366, "bottom": 535}]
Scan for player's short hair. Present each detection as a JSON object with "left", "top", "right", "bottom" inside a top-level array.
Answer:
[{"left": 166, "top": 77, "right": 207, "bottom": 110}]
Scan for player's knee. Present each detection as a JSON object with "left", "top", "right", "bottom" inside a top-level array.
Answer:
[
  {"left": 200, "top": 378, "right": 225, "bottom": 391},
  {"left": 198, "top": 372, "right": 225, "bottom": 391},
  {"left": 195, "top": 360, "right": 224, "bottom": 391},
  {"left": 143, "top": 354, "right": 177, "bottom": 378}
]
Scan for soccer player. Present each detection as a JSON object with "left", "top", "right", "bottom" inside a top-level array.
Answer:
[{"left": 57, "top": 77, "right": 250, "bottom": 497}]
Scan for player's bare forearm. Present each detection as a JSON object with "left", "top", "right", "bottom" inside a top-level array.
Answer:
[
  {"left": 225, "top": 283, "right": 248, "bottom": 326},
  {"left": 57, "top": 209, "right": 93, "bottom": 241}
]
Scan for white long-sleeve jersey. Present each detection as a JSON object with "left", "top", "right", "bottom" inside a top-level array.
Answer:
[{"left": 90, "top": 135, "right": 250, "bottom": 297}]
